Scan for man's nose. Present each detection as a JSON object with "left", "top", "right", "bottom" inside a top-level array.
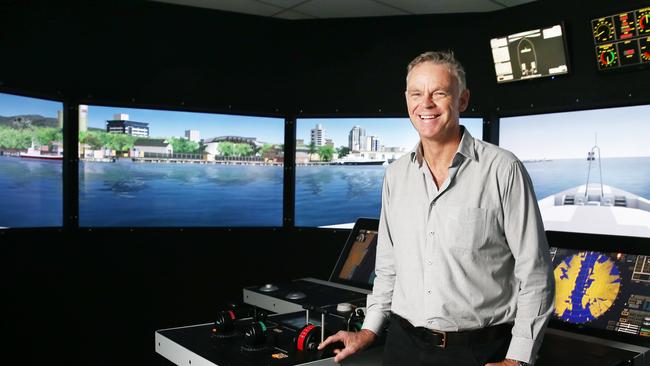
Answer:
[{"left": 422, "top": 94, "right": 436, "bottom": 107}]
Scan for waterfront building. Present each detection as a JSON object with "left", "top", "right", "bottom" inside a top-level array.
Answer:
[
  {"left": 57, "top": 110, "right": 63, "bottom": 129},
  {"left": 132, "top": 138, "right": 173, "bottom": 157},
  {"left": 348, "top": 125, "right": 366, "bottom": 152},
  {"left": 106, "top": 118, "right": 150, "bottom": 137},
  {"left": 78, "top": 105, "right": 88, "bottom": 132},
  {"left": 185, "top": 129, "right": 200, "bottom": 142},
  {"left": 311, "top": 124, "right": 325, "bottom": 146}
]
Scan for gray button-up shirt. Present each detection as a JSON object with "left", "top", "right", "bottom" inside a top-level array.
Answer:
[{"left": 362, "top": 127, "right": 554, "bottom": 364}]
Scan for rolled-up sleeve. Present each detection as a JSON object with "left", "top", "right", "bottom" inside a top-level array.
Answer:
[
  {"left": 502, "top": 161, "right": 555, "bottom": 365},
  {"left": 362, "top": 176, "right": 395, "bottom": 335}
]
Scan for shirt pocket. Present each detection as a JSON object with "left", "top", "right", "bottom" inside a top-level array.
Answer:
[{"left": 444, "top": 206, "right": 487, "bottom": 250}]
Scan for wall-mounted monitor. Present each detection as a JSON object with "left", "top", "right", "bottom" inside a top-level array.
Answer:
[
  {"left": 490, "top": 24, "right": 569, "bottom": 83},
  {"left": 78, "top": 104, "right": 284, "bottom": 227},
  {"left": 0, "top": 92, "right": 63, "bottom": 228},
  {"left": 294, "top": 117, "right": 483, "bottom": 228},
  {"left": 592, "top": 7, "right": 650, "bottom": 70},
  {"left": 499, "top": 105, "right": 650, "bottom": 237}
]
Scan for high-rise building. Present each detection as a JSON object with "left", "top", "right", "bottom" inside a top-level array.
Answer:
[
  {"left": 78, "top": 105, "right": 88, "bottom": 132},
  {"left": 185, "top": 129, "right": 200, "bottom": 142},
  {"left": 348, "top": 125, "right": 366, "bottom": 152},
  {"left": 310, "top": 124, "right": 325, "bottom": 146},
  {"left": 369, "top": 136, "right": 380, "bottom": 151},
  {"left": 57, "top": 110, "right": 64, "bottom": 129},
  {"left": 106, "top": 113, "right": 149, "bottom": 137}
]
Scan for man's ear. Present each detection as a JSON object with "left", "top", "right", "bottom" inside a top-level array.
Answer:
[{"left": 459, "top": 89, "right": 470, "bottom": 112}]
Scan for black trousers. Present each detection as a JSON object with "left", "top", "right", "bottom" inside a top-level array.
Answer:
[{"left": 382, "top": 318, "right": 511, "bottom": 366}]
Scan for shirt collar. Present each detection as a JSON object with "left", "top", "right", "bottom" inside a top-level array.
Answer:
[{"left": 410, "top": 125, "right": 477, "bottom": 166}]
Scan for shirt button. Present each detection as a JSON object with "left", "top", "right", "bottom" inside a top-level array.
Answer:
[
  {"left": 427, "top": 260, "right": 432, "bottom": 265},
  {"left": 427, "top": 290, "right": 431, "bottom": 295},
  {"left": 428, "top": 231, "right": 434, "bottom": 236}
]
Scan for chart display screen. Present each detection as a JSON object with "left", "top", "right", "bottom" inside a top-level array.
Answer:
[
  {"left": 337, "top": 229, "right": 378, "bottom": 286},
  {"left": 550, "top": 247, "right": 650, "bottom": 338}
]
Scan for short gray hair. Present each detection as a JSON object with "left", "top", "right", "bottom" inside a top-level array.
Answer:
[{"left": 406, "top": 51, "right": 467, "bottom": 91}]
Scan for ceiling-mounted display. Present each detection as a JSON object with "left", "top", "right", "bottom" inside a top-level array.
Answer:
[
  {"left": 490, "top": 24, "right": 569, "bottom": 84},
  {"left": 592, "top": 7, "right": 650, "bottom": 70}
]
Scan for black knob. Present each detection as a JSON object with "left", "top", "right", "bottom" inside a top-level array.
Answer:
[
  {"left": 213, "top": 310, "right": 236, "bottom": 333},
  {"left": 243, "top": 321, "right": 268, "bottom": 347}
]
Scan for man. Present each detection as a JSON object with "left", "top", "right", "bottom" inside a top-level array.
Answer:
[{"left": 318, "top": 51, "right": 554, "bottom": 366}]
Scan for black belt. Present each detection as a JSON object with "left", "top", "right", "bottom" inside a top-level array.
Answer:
[{"left": 392, "top": 313, "right": 513, "bottom": 348}]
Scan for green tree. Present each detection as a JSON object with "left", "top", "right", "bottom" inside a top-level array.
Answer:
[
  {"left": 218, "top": 141, "right": 235, "bottom": 157},
  {"left": 104, "top": 133, "right": 135, "bottom": 152},
  {"left": 308, "top": 142, "right": 317, "bottom": 161},
  {"left": 260, "top": 143, "right": 274, "bottom": 156},
  {"left": 337, "top": 146, "right": 350, "bottom": 158},
  {"left": 233, "top": 143, "right": 253, "bottom": 157},
  {"left": 35, "top": 127, "right": 62, "bottom": 147},
  {"left": 317, "top": 145, "right": 335, "bottom": 162},
  {"left": 80, "top": 131, "right": 103, "bottom": 150},
  {"left": 0, "top": 126, "right": 31, "bottom": 149},
  {"left": 170, "top": 137, "right": 199, "bottom": 153}
]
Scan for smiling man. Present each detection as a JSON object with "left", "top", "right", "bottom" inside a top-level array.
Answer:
[{"left": 319, "top": 51, "right": 554, "bottom": 366}]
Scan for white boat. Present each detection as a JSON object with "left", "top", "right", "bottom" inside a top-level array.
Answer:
[
  {"left": 538, "top": 138, "right": 650, "bottom": 237},
  {"left": 331, "top": 155, "right": 387, "bottom": 166},
  {"left": 539, "top": 184, "right": 650, "bottom": 237},
  {"left": 19, "top": 145, "right": 63, "bottom": 160}
]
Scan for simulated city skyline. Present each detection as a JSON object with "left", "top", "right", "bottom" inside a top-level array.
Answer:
[{"left": 297, "top": 118, "right": 483, "bottom": 150}]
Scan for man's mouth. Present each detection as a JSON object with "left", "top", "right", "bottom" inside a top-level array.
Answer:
[{"left": 419, "top": 114, "right": 440, "bottom": 120}]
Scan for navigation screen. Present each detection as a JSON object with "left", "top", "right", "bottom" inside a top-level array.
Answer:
[
  {"left": 337, "top": 229, "right": 378, "bottom": 286},
  {"left": 550, "top": 247, "right": 650, "bottom": 337},
  {"left": 490, "top": 24, "right": 569, "bottom": 83}
]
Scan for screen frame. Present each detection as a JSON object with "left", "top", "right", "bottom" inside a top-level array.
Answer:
[
  {"left": 328, "top": 217, "right": 379, "bottom": 291},
  {"left": 546, "top": 230, "right": 650, "bottom": 347},
  {"left": 76, "top": 101, "right": 286, "bottom": 228},
  {"left": 0, "top": 89, "right": 66, "bottom": 229},
  {"left": 490, "top": 22, "right": 571, "bottom": 85}
]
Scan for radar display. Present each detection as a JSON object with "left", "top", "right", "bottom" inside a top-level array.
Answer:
[
  {"left": 554, "top": 251, "right": 621, "bottom": 323},
  {"left": 551, "top": 248, "right": 650, "bottom": 339}
]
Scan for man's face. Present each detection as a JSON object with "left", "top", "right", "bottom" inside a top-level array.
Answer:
[{"left": 405, "top": 62, "right": 469, "bottom": 142}]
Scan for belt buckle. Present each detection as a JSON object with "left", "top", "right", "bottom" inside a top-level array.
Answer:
[{"left": 430, "top": 329, "right": 447, "bottom": 348}]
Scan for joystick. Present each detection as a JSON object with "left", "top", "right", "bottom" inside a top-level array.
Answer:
[
  {"left": 285, "top": 291, "right": 307, "bottom": 300},
  {"left": 336, "top": 302, "right": 354, "bottom": 313},
  {"left": 259, "top": 283, "right": 279, "bottom": 292}
]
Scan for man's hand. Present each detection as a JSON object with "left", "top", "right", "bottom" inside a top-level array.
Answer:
[
  {"left": 317, "top": 329, "right": 377, "bottom": 363},
  {"left": 485, "top": 359, "right": 520, "bottom": 366}
]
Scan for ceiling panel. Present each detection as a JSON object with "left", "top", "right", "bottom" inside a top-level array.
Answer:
[
  {"left": 274, "top": 9, "right": 315, "bottom": 20},
  {"left": 496, "top": 0, "right": 537, "bottom": 7},
  {"left": 154, "top": 0, "right": 283, "bottom": 16},
  {"left": 259, "top": 0, "right": 307, "bottom": 8},
  {"left": 382, "top": 0, "right": 501, "bottom": 14},
  {"left": 294, "top": 0, "right": 409, "bottom": 18},
  {"left": 151, "top": 0, "right": 539, "bottom": 19}
]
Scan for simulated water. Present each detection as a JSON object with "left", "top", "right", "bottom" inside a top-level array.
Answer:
[{"left": 1, "top": 156, "right": 648, "bottom": 228}]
